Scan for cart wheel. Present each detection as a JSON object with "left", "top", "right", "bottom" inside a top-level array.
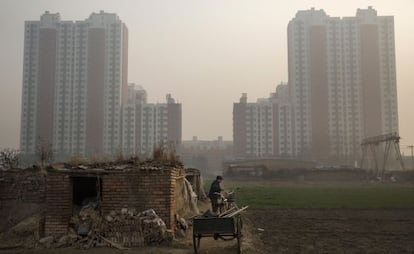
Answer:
[
  {"left": 239, "top": 216, "right": 243, "bottom": 231},
  {"left": 237, "top": 234, "right": 242, "bottom": 254},
  {"left": 193, "top": 234, "right": 201, "bottom": 254},
  {"left": 237, "top": 216, "right": 243, "bottom": 254}
]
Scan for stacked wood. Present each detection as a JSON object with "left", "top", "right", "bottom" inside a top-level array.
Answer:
[
  {"left": 223, "top": 206, "right": 249, "bottom": 218},
  {"left": 218, "top": 206, "right": 237, "bottom": 217}
]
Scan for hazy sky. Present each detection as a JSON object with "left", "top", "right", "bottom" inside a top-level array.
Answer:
[{"left": 0, "top": 0, "right": 413, "bottom": 154}]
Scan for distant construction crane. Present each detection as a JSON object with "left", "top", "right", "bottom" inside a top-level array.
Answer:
[{"left": 360, "top": 132, "right": 405, "bottom": 178}]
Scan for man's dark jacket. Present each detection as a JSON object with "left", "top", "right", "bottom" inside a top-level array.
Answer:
[{"left": 208, "top": 180, "right": 222, "bottom": 198}]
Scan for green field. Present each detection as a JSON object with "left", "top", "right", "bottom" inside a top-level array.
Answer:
[{"left": 225, "top": 184, "right": 414, "bottom": 209}]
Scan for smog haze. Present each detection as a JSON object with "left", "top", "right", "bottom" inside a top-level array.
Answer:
[{"left": 1, "top": 0, "right": 414, "bottom": 153}]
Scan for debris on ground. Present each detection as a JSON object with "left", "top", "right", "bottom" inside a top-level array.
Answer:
[
  {"left": 0, "top": 158, "right": 198, "bottom": 251},
  {"left": 60, "top": 156, "right": 183, "bottom": 172},
  {"left": 63, "top": 207, "right": 172, "bottom": 249},
  {"left": 38, "top": 236, "right": 54, "bottom": 248},
  {"left": 0, "top": 214, "right": 42, "bottom": 249},
  {"left": 9, "top": 206, "right": 173, "bottom": 250}
]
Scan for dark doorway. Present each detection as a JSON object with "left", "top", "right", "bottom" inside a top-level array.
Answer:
[{"left": 72, "top": 176, "right": 101, "bottom": 207}]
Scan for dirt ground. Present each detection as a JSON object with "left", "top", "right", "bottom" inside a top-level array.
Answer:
[
  {"left": 248, "top": 208, "right": 414, "bottom": 254},
  {"left": 1, "top": 208, "right": 413, "bottom": 253}
]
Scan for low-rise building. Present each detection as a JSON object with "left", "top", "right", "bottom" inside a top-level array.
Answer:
[{"left": 181, "top": 136, "right": 233, "bottom": 176}]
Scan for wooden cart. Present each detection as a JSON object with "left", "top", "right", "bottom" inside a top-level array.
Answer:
[{"left": 192, "top": 214, "right": 243, "bottom": 254}]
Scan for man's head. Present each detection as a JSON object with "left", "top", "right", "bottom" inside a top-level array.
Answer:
[{"left": 216, "top": 175, "right": 223, "bottom": 182}]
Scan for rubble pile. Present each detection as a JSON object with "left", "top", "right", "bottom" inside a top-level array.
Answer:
[
  {"left": 0, "top": 214, "right": 42, "bottom": 249},
  {"left": 66, "top": 204, "right": 102, "bottom": 249},
  {"left": 62, "top": 207, "right": 171, "bottom": 249},
  {"left": 102, "top": 208, "right": 171, "bottom": 247},
  {"left": 60, "top": 156, "right": 183, "bottom": 172},
  {"left": 102, "top": 208, "right": 144, "bottom": 247}
]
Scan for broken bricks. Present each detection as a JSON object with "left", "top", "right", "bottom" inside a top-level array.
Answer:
[{"left": 44, "top": 207, "right": 173, "bottom": 250}]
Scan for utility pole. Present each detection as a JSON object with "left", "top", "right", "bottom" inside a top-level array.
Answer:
[{"left": 408, "top": 145, "right": 414, "bottom": 170}]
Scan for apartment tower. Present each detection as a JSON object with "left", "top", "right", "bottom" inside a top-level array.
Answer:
[
  {"left": 121, "top": 84, "right": 182, "bottom": 156},
  {"left": 288, "top": 7, "right": 398, "bottom": 159},
  {"left": 20, "top": 11, "right": 128, "bottom": 159},
  {"left": 233, "top": 7, "right": 398, "bottom": 160},
  {"left": 233, "top": 83, "right": 293, "bottom": 158}
]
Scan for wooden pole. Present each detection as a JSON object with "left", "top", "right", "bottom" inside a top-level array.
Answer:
[{"left": 224, "top": 206, "right": 249, "bottom": 218}]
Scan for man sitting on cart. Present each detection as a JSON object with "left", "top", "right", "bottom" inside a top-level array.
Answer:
[{"left": 208, "top": 175, "right": 224, "bottom": 213}]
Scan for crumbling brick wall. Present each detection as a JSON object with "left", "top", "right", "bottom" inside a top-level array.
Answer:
[
  {"left": 44, "top": 167, "right": 185, "bottom": 236},
  {"left": 0, "top": 170, "right": 46, "bottom": 203},
  {"left": 101, "top": 167, "right": 185, "bottom": 230},
  {"left": 0, "top": 170, "right": 46, "bottom": 232},
  {"left": 45, "top": 172, "right": 72, "bottom": 235}
]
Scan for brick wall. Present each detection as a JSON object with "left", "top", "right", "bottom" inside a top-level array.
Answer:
[
  {"left": 45, "top": 172, "right": 72, "bottom": 235},
  {"left": 0, "top": 170, "right": 47, "bottom": 232},
  {"left": 43, "top": 167, "right": 185, "bottom": 236},
  {"left": 101, "top": 167, "right": 185, "bottom": 229},
  {"left": 0, "top": 170, "right": 46, "bottom": 203}
]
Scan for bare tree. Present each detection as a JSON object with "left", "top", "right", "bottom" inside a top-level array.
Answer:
[
  {"left": 36, "top": 140, "right": 54, "bottom": 167},
  {"left": 0, "top": 148, "right": 20, "bottom": 169}
]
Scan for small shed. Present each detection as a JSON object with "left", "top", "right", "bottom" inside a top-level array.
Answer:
[{"left": 45, "top": 165, "right": 185, "bottom": 236}]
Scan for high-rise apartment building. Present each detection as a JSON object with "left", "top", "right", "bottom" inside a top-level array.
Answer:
[
  {"left": 121, "top": 84, "right": 182, "bottom": 156},
  {"left": 140, "top": 94, "right": 181, "bottom": 156},
  {"left": 233, "top": 7, "right": 398, "bottom": 161},
  {"left": 288, "top": 7, "right": 398, "bottom": 159},
  {"left": 121, "top": 84, "right": 147, "bottom": 156},
  {"left": 20, "top": 11, "right": 128, "bottom": 159},
  {"left": 233, "top": 83, "right": 293, "bottom": 158}
]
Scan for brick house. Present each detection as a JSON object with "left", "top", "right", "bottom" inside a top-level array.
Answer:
[{"left": 0, "top": 165, "right": 185, "bottom": 236}]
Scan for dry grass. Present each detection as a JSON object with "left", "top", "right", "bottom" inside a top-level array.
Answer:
[{"left": 151, "top": 146, "right": 181, "bottom": 166}]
